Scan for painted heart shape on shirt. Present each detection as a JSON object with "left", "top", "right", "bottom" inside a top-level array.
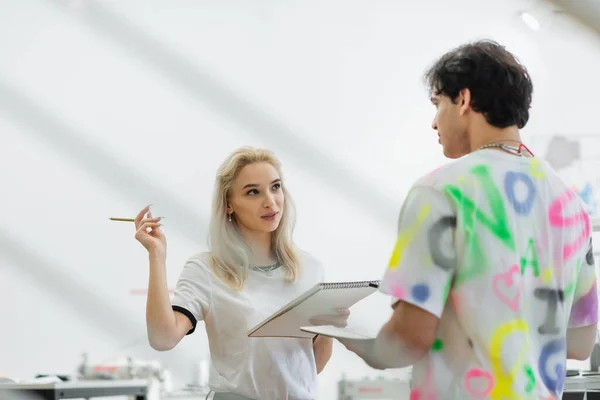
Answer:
[
  {"left": 492, "top": 264, "right": 521, "bottom": 312},
  {"left": 464, "top": 368, "right": 494, "bottom": 398}
]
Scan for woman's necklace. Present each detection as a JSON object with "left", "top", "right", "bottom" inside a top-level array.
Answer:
[{"left": 250, "top": 258, "right": 283, "bottom": 273}]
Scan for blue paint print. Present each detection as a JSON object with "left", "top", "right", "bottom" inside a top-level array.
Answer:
[
  {"left": 576, "top": 183, "right": 597, "bottom": 216},
  {"left": 538, "top": 338, "right": 566, "bottom": 395},
  {"left": 504, "top": 171, "right": 536, "bottom": 215},
  {"left": 412, "top": 284, "right": 430, "bottom": 303}
]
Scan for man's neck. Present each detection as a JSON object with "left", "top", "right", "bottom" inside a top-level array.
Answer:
[{"left": 469, "top": 124, "right": 522, "bottom": 153}]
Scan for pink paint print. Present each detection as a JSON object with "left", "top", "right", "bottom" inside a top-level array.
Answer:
[
  {"left": 548, "top": 190, "right": 591, "bottom": 261},
  {"left": 464, "top": 368, "right": 494, "bottom": 398},
  {"left": 390, "top": 282, "right": 406, "bottom": 300},
  {"left": 492, "top": 265, "right": 521, "bottom": 312}
]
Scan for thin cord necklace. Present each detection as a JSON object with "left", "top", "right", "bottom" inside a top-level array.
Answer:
[{"left": 477, "top": 139, "right": 535, "bottom": 157}]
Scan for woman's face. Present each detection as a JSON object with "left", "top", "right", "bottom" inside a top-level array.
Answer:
[{"left": 227, "top": 162, "right": 284, "bottom": 234}]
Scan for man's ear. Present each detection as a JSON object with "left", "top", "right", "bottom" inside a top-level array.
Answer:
[{"left": 458, "top": 88, "right": 471, "bottom": 116}]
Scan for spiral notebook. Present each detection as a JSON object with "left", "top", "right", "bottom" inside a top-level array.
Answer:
[{"left": 247, "top": 280, "right": 380, "bottom": 339}]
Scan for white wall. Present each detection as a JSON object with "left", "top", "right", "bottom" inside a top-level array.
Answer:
[{"left": 1, "top": 0, "right": 600, "bottom": 398}]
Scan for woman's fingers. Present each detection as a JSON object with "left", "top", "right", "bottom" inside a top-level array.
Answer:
[
  {"left": 331, "top": 316, "right": 348, "bottom": 328},
  {"left": 136, "top": 222, "right": 162, "bottom": 236},
  {"left": 308, "top": 314, "right": 348, "bottom": 328},
  {"left": 336, "top": 308, "right": 351, "bottom": 317},
  {"left": 134, "top": 205, "right": 151, "bottom": 228},
  {"left": 140, "top": 217, "right": 162, "bottom": 225}
]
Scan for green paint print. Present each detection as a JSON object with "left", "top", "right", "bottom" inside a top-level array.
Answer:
[
  {"left": 431, "top": 339, "right": 444, "bottom": 352},
  {"left": 444, "top": 164, "right": 515, "bottom": 284},
  {"left": 564, "top": 258, "right": 582, "bottom": 299},
  {"left": 442, "top": 276, "right": 453, "bottom": 302},
  {"left": 520, "top": 238, "right": 540, "bottom": 277},
  {"left": 524, "top": 364, "right": 536, "bottom": 393}
]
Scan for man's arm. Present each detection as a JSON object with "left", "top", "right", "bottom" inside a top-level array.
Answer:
[
  {"left": 341, "top": 185, "right": 456, "bottom": 368},
  {"left": 340, "top": 300, "right": 439, "bottom": 369},
  {"left": 567, "top": 325, "right": 597, "bottom": 360},
  {"left": 567, "top": 238, "right": 598, "bottom": 360}
]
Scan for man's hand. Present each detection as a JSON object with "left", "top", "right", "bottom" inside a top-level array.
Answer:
[
  {"left": 337, "top": 337, "right": 386, "bottom": 370},
  {"left": 338, "top": 337, "right": 367, "bottom": 354}
]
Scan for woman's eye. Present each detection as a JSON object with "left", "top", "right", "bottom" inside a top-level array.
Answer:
[
  {"left": 247, "top": 189, "right": 259, "bottom": 195},
  {"left": 272, "top": 183, "right": 281, "bottom": 190}
]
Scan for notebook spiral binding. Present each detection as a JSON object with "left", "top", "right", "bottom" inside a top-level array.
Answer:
[{"left": 321, "top": 280, "right": 380, "bottom": 290}]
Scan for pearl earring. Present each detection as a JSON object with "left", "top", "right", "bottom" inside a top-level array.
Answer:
[{"left": 228, "top": 214, "right": 232, "bottom": 222}]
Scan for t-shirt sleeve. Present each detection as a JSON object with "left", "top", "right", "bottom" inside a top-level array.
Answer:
[
  {"left": 568, "top": 238, "right": 599, "bottom": 329},
  {"left": 301, "top": 251, "right": 326, "bottom": 282},
  {"left": 171, "top": 254, "right": 213, "bottom": 335},
  {"left": 379, "top": 185, "right": 457, "bottom": 318}
]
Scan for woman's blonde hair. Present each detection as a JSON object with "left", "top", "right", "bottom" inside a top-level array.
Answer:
[{"left": 208, "top": 146, "right": 301, "bottom": 290}]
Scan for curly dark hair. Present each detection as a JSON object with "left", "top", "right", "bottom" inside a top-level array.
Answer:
[{"left": 424, "top": 40, "right": 533, "bottom": 129}]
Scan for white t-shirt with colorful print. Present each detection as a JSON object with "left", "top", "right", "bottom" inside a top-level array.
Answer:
[{"left": 379, "top": 149, "right": 598, "bottom": 400}]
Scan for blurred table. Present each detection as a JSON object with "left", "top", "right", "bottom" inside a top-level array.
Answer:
[
  {"left": 163, "top": 388, "right": 211, "bottom": 400},
  {"left": 563, "top": 374, "right": 600, "bottom": 399},
  {"left": 0, "top": 379, "right": 148, "bottom": 400}
]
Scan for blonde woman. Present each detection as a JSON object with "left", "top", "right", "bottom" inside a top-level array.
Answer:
[{"left": 134, "top": 147, "right": 348, "bottom": 400}]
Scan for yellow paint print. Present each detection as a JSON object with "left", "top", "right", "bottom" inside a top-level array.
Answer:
[
  {"left": 530, "top": 158, "right": 545, "bottom": 179},
  {"left": 489, "top": 320, "right": 530, "bottom": 400},
  {"left": 542, "top": 267, "right": 553, "bottom": 284},
  {"left": 388, "top": 204, "right": 431, "bottom": 269}
]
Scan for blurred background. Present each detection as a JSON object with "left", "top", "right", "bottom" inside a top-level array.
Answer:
[{"left": 1, "top": 0, "right": 599, "bottom": 399}]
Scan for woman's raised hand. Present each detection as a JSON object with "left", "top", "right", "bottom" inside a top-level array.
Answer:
[{"left": 134, "top": 205, "right": 166, "bottom": 256}]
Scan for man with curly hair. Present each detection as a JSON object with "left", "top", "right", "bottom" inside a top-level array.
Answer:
[{"left": 339, "top": 40, "right": 598, "bottom": 400}]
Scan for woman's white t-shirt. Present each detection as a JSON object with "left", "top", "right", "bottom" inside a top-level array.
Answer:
[{"left": 171, "top": 252, "right": 325, "bottom": 400}]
